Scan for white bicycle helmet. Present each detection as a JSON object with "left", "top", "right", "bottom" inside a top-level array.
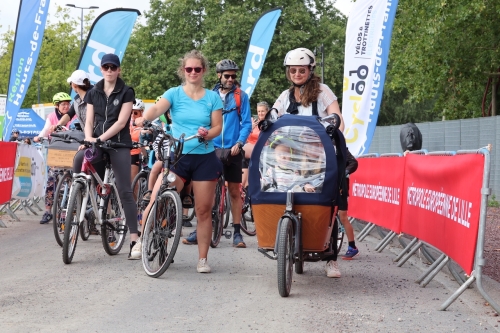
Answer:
[
  {"left": 283, "top": 48, "right": 316, "bottom": 68},
  {"left": 133, "top": 98, "right": 145, "bottom": 110}
]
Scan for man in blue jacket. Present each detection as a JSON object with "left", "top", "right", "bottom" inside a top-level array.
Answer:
[{"left": 211, "top": 59, "right": 252, "bottom": 247}]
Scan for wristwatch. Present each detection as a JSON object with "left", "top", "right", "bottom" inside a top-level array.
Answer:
[
  {"left": 237, "top": 141, "right": 243, "bottom": 150},
  {"left": 96, "top": 137, "right": 102, "bottom": 144}
]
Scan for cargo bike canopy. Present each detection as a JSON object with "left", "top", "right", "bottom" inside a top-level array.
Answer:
[{"left": 248, "top": 114, "right": 345, "bottom": 207}]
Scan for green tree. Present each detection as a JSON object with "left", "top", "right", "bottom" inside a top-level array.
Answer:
[
  {"left": 387, "top": 0, "right": 500, "bottom": 120},
  {"left": 123, "top": 0, "right": 347, "bottom": 112}
]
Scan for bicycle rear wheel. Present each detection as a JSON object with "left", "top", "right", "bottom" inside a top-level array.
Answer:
[
  {"left": 336, "top": 214, "right": 345, "bottom": 253},
  {"left": 101, "top": 186, "right": 127, "bottom": 255},
  {"left": 132, "top": 171, "right": 149, "bottom": 230},
  {"left": 240, "top": 187, "right": 256, "bottom": 236},
  {"left": 53, "top": 172, "right": 72, "bottom": 247},
  {"left": 223, "top": 188, "right": 231, "bottom": 228},
  {"left": 62, "top": 182, "right": 82, "bottom": 264},
  {"left": 80, "top": 214, "right": 90, "bottom": 241},
  {"left": 210, "top": 177, "right": 224, "bottom": 248},
  {"left": 142, "top": 190, "right": 182, "bottom": 278}
]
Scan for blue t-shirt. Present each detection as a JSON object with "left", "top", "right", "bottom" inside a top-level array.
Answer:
[{"left": 163, "top": 86, "right": 222, "bottom": 154}]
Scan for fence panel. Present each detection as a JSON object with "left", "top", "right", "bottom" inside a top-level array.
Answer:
[{"left": 369, "top": 117, "right": 499, "bottom": 195}]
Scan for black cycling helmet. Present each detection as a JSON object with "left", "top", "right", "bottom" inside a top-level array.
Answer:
[{"left": 216, "top": 59, "right": 239, "bottom": 73}]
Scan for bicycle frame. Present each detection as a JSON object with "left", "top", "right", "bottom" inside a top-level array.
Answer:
[{"left": 68, "top": 150, "right": 125, "bottom": 228}]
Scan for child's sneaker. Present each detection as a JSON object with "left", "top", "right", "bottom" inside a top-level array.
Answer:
[{"left": 342, "top": 246, "right": 359, "bottom": 260}]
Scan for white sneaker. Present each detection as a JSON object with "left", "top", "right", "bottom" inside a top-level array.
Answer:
[
  {"left": 197, "top": 258, "right": 211, "bottom": 273},
  {"left": 325, "top": 260, "right": 341, "bottom": 278},
  {"left": 128, "top": 239, "right": 142, "bottom": 260}
]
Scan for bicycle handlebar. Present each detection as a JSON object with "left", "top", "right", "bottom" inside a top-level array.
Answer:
[{"left": 50, "top": 132, "right": 129, "bottom": 149}]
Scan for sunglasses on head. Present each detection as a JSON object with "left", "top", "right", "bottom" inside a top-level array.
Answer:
[
  {"left": 223, "top": 74, "right": 237, "bottom": 80},
  {"left": 289, "top": 68, "right": 307, "bottom": 75},
  {"left": 102, "top": 64, "right": 118, "bottom": 72},
  {"left": 185, "top": 67, "right": 203, "bottom": 73}
]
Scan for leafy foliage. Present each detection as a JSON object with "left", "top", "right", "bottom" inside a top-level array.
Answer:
[
  {"left": 122, "top": 0, "right": 346, "bottom": 112},
  {"left": 1, "top": 0, "right": 498, "bottom": 123},
  {"left": 386, "top": 0, "right": 500, "bottom": 122}
]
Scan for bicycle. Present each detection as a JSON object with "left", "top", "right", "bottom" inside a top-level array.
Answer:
[
  {"left": 52, "top": 133, "right": 128, "bottom": 264},
  {"left": 141, "top": 122, "right": 204, "bottom": 278}
]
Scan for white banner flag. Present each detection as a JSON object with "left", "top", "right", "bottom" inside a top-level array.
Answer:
[{"left": 342, "top": 0, "right": 399, "bottom": 156}]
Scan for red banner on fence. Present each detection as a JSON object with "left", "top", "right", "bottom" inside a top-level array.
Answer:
[
  {"left": 0, "top": 142, "right": 17, "bottom": 205},
  {"left": 348, "top": 157, "right": 405, "bottom": 233},
  {"left": 401, "top": 154, "right": 483, "bottom": 275}
]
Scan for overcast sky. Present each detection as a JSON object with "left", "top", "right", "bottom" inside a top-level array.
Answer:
[{"left": 0, "top": 0, "right": 353, "bottom": 36}]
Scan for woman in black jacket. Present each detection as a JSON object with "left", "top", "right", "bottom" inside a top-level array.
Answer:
[{"left": 84, "top": 53, "right": 138, "bottom": 258}]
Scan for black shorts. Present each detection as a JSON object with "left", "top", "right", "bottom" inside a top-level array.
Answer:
[
  {"left": 131, "top": 154, "right": 140, "bottom": 167},
  {"left": 242, "top": 157, "right": 250, "bottom": 169},
  {"left": 220, "top": 152, "right": 243, "bottom": 183},
  {"left": 170, "top": 151, "right": 222, "bottom": 183},
  {"left": 338, "top": 177, "right": 349, "bottom": 211}
]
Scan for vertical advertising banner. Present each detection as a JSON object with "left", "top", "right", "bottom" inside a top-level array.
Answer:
[
  {"left": 401, "top": 154, "right": 484, "bottom": 275},
  {"left": 3, "top": 0, "right": 51, "bottom": 141},
  {"left": 348, "top": 156, "right": 404, "bottom": 232},
  {"left": 341, "top": 0, "right": 399, "bottom": 156},
  {"left": 0, "top": 142, "right": 17, "bottom": 204},
  {"left": 240, "top": 8, "right": 282, "bottom": 98},
  {"left": 75, "top": 9, "right": 140, "bottom": 88}
]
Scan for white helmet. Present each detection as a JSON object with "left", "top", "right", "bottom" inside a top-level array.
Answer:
[
  {"left": 133, "top": 98, "right": 145, "bottom": 110},
  {"left": 283, "top": 48, "right": 316, "bottom": 68}
]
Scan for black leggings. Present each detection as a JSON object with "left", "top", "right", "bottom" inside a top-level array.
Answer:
[{"left": 73, "top": 148, "right": 137, "bottom": 234}]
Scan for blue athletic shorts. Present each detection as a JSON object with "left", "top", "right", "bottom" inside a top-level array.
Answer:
[{"left": 170, "top": 151, "right": 222, "bottom": 184}]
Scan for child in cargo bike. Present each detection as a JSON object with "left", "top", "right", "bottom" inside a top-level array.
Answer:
[{"left": 261, "top": 128, "right": 325, "bottom": 194}]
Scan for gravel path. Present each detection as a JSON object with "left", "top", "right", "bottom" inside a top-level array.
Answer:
[{"left": 1, "top": 209, "right": 500, "bottom": 332}]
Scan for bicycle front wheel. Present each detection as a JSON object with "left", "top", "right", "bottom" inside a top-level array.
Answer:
[
  {"left": 277, "top": 217, "right": 294, "bottom": 297},
  {"left": 142, "top": 190, "right": 182, "bottom": 278},
  {"left": 62, "top": 182, "right": 82, "bottom": 264},
  {"left": 53, "top": 172, "right": 72, "bottom": 247},
  {"left": 210, "top": 177, "right": 224, "bottom": 248},
  {"left": 101, "top": 186, "right": 127, "bottom": 255}
]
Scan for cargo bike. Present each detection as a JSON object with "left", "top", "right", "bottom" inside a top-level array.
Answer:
[{"left": 248, "top": 113, "right": 347, "bottom": 297}]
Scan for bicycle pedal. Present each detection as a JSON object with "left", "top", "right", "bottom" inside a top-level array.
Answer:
[{"left": 224, "top": 230, "right": 232, "bottom": 239}]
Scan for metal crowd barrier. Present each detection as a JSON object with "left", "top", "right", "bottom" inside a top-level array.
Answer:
[{"left": 352, "top": 147, "right": 499, "bottom": 314}]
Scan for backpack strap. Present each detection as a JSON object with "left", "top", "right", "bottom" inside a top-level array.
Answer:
[
  {"left": 286, "top": 89, "right": 319, "bottom": 116},
  {"left": 234, "top": 87, "right": 241, "bottom": 122}
]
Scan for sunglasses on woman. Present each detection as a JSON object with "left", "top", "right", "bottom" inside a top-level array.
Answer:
[
  {"left": 102, "top": 64, "right": 118, "bottom": 72},
  {"left": 223, "top": 74, "right": 237, "bottom": 80},
  {"left": 185, "top": 67, "right": 203, "bottom": 73},
  {"left": 132, "top": 111, "right": 142, "bottom": 116},
  {"left": 289, "top": 68, "right": 307, "bottom": 75}
]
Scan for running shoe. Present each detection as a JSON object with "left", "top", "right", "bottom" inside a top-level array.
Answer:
[
  {"left": 40, "top": 212, "right": 52, "bottom": 224},
  {"left": 325, "top": 260, "right": 341, "bottom": 278},
  {"left": 233, "top": 232, "right": 246, "bottom": 248},
  {"left": 342, "top": 246, "right": 359, "bottom": 260},
  {"left": 197, "top": 258, "right": 211, "bottom": 273},
  {"left": 182, "top": 230, "right": 197, "bottom": 245}
]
